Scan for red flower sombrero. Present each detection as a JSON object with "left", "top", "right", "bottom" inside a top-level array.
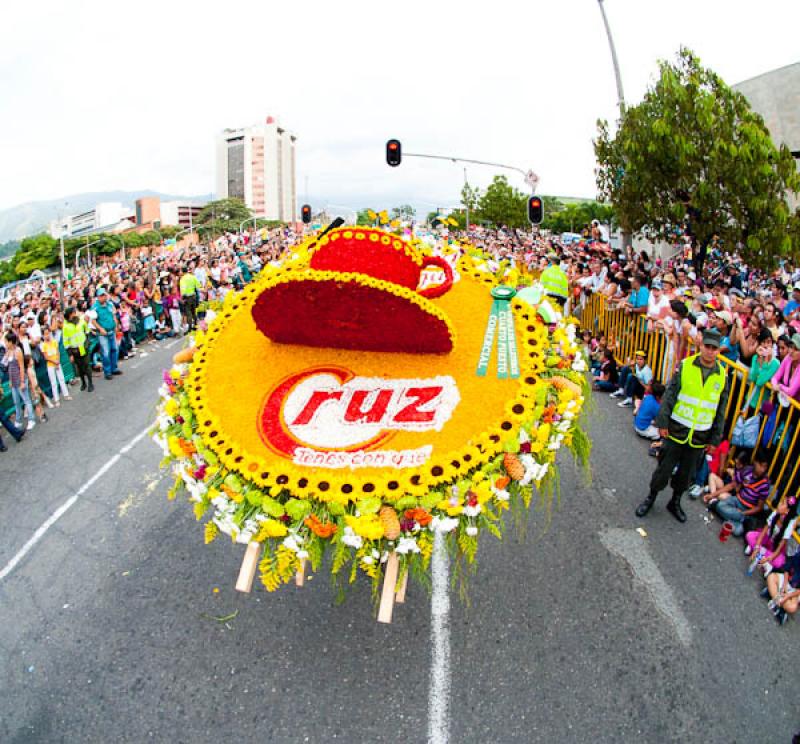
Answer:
[{"left": 252, "top": 227, "right": 456, "bottom": 353}]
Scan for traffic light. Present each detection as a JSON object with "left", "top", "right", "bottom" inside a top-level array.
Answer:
[
  {"left": 301, "top": 204, "right": 312, "bottom": 224},
  {"left": 386, "top": 139, "right": 402, "bottom": 167},
  {"left": 527, "top": 195, "right": 543, "bottom": 225}
]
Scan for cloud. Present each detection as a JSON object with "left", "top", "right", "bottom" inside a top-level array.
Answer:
[{"left": 0, "top": 0, "right": 798, "bottom": 210}]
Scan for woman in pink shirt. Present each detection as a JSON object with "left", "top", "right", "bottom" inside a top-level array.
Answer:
[{"left": 773, "top": 334, "right": 800, "bottom": 404}]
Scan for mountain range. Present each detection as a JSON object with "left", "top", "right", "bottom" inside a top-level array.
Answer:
[{"left": 0, "top": 190, "right": 213, "bottom": 243}]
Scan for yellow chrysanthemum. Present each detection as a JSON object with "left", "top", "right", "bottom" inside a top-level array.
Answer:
[{"left": 345, "top": 514, "right": 384, "bottom": 540}]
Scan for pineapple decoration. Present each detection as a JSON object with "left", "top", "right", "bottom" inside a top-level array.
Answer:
[
  {"left": 549, "top": 375, "right": 582, "bottom": 397},
  {"left": 379, "top": 506, "right": 401, "bottom": 540},
  {"left": 503, "top": 452, "right": 526, "bottom": 482}
]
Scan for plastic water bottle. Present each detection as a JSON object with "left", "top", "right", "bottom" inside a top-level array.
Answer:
[{"left": 747, "top": 548, "right": 765, "bottom": 576}]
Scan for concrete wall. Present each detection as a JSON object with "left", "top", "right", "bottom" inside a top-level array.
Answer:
[{"left": 734, "top": 62, "right": 800, "bottom": 210}]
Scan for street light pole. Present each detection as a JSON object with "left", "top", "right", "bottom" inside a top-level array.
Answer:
[
  {"left": 597, "top": 0, "right": 625, "bottom": 116},
  {"left": 59, "top": 232, "right": 66, "bottom": 306},
  {"left": 463, "top": 167, "right": 469, "bottom": 231}
]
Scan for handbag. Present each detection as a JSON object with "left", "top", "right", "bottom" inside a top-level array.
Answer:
[
  {"left": 732, "top": 413, "right": 761, "bottom": 449},
  {"left": 761, "top": 405, "right": 777, "bottom": 446}
]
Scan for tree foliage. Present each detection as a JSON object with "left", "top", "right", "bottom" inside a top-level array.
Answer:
[
  {"left": 595, "top": 47, "right": 800, "bottom": 270},
  {"left": 196, "top": 197, "right": 253, "bottom": 234},
  {"left": 476, "top": 175, "right": 528, "bottom": 228},
  {"left": 541, "top": 199, "right": 615, "bottom": 235},
  {"left": 391, "top": 204, "right": 416, "bottom": 222}
]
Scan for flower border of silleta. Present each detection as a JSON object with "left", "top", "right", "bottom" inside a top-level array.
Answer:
[{"left": 151, "top": 231, "right": 591, "bottom": 616}]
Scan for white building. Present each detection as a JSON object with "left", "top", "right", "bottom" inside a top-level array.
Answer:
[
  {"left": 158, "top": 201, "right": 205, "bottom": 228},
  {"left": 216, "top": 116, "right": 297, "bottom": 222},
  {"left": 49, "top": 202, "right": 134, "bottom": 238}
]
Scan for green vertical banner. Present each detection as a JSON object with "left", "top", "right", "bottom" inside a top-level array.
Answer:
[
  {"left": 476, "top": 300, "right": 500, "bottom": 377},
  {"left": 476, "top": 286, "right": 519, "bottom": 379}
]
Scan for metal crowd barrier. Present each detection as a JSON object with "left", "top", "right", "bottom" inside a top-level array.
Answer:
[{"left": 577, "top": 291, "right": 800, "bottom": 503}]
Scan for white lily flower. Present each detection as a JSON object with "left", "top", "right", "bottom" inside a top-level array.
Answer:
[
  {"left": 296, "top": 549, "right": 309, "bottom": 560},
  {"left": 466, "top": 526, "right": 478, "bottom": 537},
  {"left": 430, "top": 515, "right": 459, "bottom": 533},
  {"left": 282, "top": 535, "right": 300, "bottom": 553},
  {"left": 463, "top": 504, "right": 482, "bottom": 517},
  {"left": 396, "top": 537, "right": 421, "bottom": 555},
  {"left": 341, "top": 526, "right": 363, "bottom": 549},
  {"left": 492, "top": 487, "right": 510, "bottom": 502},
  {"left": 362, "top": 555, "right": 375, "bottom": 565}
]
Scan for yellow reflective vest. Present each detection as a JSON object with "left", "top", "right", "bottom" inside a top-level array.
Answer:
[
  {"left": 669, "top": 354, "right": 726, "bottom": 448},
  {"left": 62, "top": 319, "right": 88, "bottom": 355},
  {"left": 541, "top": 264, "right": 568, "bottom": 300}
]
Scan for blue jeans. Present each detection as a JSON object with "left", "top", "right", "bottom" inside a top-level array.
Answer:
[
  {"left": 715, "top": 497, "right": 748, "bottom": 535},
  {"left": 97, "top": 332, "right": 119, "bottom": 377},
  {"left": 595, "top": 379, "right": 617, "bottom": 392},
  {"left": 0, "top": 409, "right": 24, "bottom": 442},
  {"left": 10, "top": 385, "right": 33, "bottom": 424}
]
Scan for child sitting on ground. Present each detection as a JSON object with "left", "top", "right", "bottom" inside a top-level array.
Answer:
[
  {"left": 633, "top": 381, "right": 664, "bottom": 440},
  {"left": 592, "top": 348, "right": 618, "bottom": 392},
  {"left": 590, "top": 333, "right": 606, "bottom": 374},
  {"left": 762, "top": 516, "right": 800, "bottom": 624},
  {"left": 705, "top": 449, "right": 771, "bottom": 537},
  {"left": 747, "top": 496, "right": 798, "bottom": 577}
]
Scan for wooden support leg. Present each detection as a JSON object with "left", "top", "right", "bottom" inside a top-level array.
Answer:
[
  {"left": 295, "top": 559, "right": 306, "bottom": 587},
  {"left": 395, "top": 569, "right": 408, "bottom": 604},
  {"left": 377, "top": 552, "right": 399, "bottom": 624},
  {"left": 235, "top": 542, "right": 260, "bottom": 593}
]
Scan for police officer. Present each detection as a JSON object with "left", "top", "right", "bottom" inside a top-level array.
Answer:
[
  {"left": 636, "top": 328, "right": 729, "bottom": 522},
  {"left": 540, "top": 252, "right": 569, "bottom": 303}
]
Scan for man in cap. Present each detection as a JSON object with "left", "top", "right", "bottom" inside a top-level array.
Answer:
[
  {"left": 636, "top": 328, "right": 730, "bottom": 523},
  {"left": 90, "top": 288, "right": 122, "bottom": 381}
]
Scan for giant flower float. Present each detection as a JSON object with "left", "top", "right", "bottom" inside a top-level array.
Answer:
[{"left": 153, "top": 225, "right": 590, "bottom": 621}]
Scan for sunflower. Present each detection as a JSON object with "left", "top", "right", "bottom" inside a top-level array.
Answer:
[{"left": 400, "top": 472, "right": 429, "bottom": 499}]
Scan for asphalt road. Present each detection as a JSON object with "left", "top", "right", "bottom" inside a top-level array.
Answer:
[{"left": 1, "top": 340, "right": 797, "bottom": 743}]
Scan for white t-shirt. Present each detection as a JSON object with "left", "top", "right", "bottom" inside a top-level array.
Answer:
[
  {"left": 784, "top": 516, "right": 799, "bottom": 557},
  {"left": 647, "top": 293, "right": 671, "bottom": 321}
]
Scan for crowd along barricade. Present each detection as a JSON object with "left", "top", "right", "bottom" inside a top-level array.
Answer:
[{"left": 577, "top": 291, "right": 800, "bottom": 505}]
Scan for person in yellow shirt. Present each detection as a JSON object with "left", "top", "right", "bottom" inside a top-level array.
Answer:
[
  {"left": 62, "top": 307, "right": 94, "bottom": 393},
  {"left": 41, "top": 326, "right": 71, "bottom": 405}
]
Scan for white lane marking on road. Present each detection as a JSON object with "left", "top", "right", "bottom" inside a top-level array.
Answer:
[
  {"left": 428, "top": 531, "right": 451, "bottom": 744},
  {"left": 164, "top": 339, "right": 180, "bottom": 349},
  {"left": 599, "top": 527, "right": 692, "bottom": 647},
  {"left": 0, "top": 426, "right": 151, "bottom": 584}
]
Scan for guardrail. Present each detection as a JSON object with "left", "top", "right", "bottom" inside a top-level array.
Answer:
[{"left": 576, "top": 291, "right": 800, "bottom": 504}]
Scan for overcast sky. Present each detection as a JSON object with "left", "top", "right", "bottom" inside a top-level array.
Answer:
[{"left": 1, "top": 0, "right": 797, "bottom": 213}]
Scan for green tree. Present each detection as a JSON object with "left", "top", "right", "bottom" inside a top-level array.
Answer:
[
  {"left": 391, "top": 204, "right": 416, "bottom": 222},
  {"left": 196, "top": 197, "right": 253, "bottom": 234},
  {"left": 595, "top": 47, "right": 800, "bottom": 271},
  {"left": 356, "top": 209, "right": 373, "bottom": 226},
  {"left": 13, "top": 234, "right": 59, "bottom": 276},
  {"left": 476, "top": 175, "right": 528, "bottom": 228},
  {"left": 460, "top": 183, "right": 482, "bottom": 221}
]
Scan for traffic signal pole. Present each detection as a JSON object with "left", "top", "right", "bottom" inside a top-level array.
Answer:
[
  {"left": 403, "top": 152, "right": 538, "bottom": 231},
  {"left": 403, "top": 152, "right": 537, "bottom": 192}
]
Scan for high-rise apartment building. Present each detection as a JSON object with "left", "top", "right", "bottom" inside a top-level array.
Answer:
[{"left": 216, "top": 116, "right": 297, "bottom": 222}]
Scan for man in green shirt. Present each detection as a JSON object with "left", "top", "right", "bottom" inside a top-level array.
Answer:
[
  {"left": 63, "top": 306, "right": 93, "bottom": 392},
  {"left": 180, "top": 264, "right": 202, "bottom": 331},
  {"left": 91, "top": 288, "right": 121, "bottom": 380}
]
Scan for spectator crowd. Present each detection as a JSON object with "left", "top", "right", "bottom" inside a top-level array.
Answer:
[
  {"left": 447, "top": 219, "right": 800, "bottom": 626},
  {"left": 0, "top": 225, "right": 299, "bottom": 451},
  {"left": 3, "top": 217, "right": 799, "bottom": 625}
]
